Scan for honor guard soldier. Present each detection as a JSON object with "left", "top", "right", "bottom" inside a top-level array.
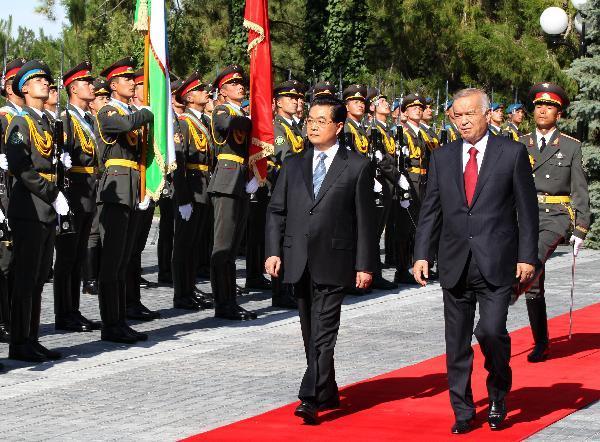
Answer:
[
  {"left": 488, "top": 102, "right": 505, "bottom": 135},
  {"left": 95, "top": 57, "right": 154, "bottom": 343},
  {"left": 395, "top": 93, "right": 429, "bottom": 284},
  {"left": 517, "top": 83, "right": 590, "bottom": 362},
  {"left": 343, "top": 84, "right": 369, "bottom": 155},
  {"left": 268, "top": 80, "right": 306, "bottom": 308},
  {"left": 53, "top": 61, "right": 101, "bottom": 332},
  {"left": 442, "top": 100, "right": 461, "bottom": 143},
  {"left": 313, "top": 81, "right": 337, "bottom": 100},
  {"left": 170, "top": 71, "right": 214, "bottom": 311},
  {"left": 0, "top": 57, "right": 27, "bottom": 343},
  {"left": 208, "top": 65, "right": 258, "bottom": 320},
  {"left": 43, "top": 81, "right": 59, "bottom": 121},
  {"left": 81, "top": 78, "right": 110, "bottom": 296},
  {"left": 503, "top": 103, "right": 525, "bottom": 141},
  {"left": 421, "top": 97, "right": 440, "bottom": 150},
  {"left": 5, "top": 60, "right": 70, "bottom": 361}
]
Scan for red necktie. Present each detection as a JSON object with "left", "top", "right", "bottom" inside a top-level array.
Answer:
[{"left": 464, "top": 146, "right": 478, "bottom": 206}]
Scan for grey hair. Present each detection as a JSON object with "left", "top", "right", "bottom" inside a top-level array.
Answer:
[{"left": 452, "top": 88, "right": 490, "bottom": 112}]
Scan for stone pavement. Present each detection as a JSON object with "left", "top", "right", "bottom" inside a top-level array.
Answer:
[{"left": 0, "top": 224, "right": 598, "bottom": 441}]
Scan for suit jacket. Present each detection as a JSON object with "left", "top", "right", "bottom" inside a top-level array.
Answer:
[
  {"left": 413, "top": 134, "right": 539, "bottom": 288},
  {"left": 265, "top": 146, "right": 377, "bottom": 287},
  {"left": 6, "top": 106, "right": 59, "bottom": 224},
  {"left": 520, "top": 130, "right": 590, "bottom": 240}
]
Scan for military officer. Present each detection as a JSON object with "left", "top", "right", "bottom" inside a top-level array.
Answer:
[
  {"left": 517, "top": 83, "right": 590, "bottom": 362},
  {"left": 312, "top": 81, "right": 337, "bottom": 100},
  {"left": 503, "top": 103, "right": 525, "bottom": 141},
  {"left": 53, "top": 61, "right": 101, "bottom": 332},
  {"left": 395, "top": 93, "right": 429, "bottom": 284},
  {"left": 81, "top": 78, "right": 110, "bottom": 296},
  {"left": 420, "top": 97, "right": 440, "bottom": 150},
  {"left": 208, "top": 65, "right": 257, "bottom": 320},
  {"left": 95, "top": 57, "right": 154, "bottom": 343},
  {"left": 170, "top": 71, "right": 214, "bottom": 310},
  {"left": 5, "top": 60, "right": 70, "bottom": 361},
  {"left": 488, "top": 102, "right": 505, "bottom": 135},
  {"left": 442, "top": 100, "right": 461, "bottom": 144},
  {"left": 43, "top": 81, "right": 58, "bottom": 121},
  {"left": 0, "top": 57, "right": 26, "bottom": 343}
]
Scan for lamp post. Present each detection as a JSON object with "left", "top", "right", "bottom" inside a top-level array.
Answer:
[{"left": 540, "top": 1, "right": 587, "bottom": 57}]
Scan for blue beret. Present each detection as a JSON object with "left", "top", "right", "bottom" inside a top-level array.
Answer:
[
  {"left": 506, "top": 103, "right": 524, "bottom": 114},
  {"left": 241, "top": 99, "right": 250, "bottom": 108},
  {"left": 490, "top": 102, "right": 504, "bottom": 111}
]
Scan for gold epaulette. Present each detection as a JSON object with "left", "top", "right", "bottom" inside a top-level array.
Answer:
[{"left": 560, "top": 132, "right": 581, "bottom": 143}]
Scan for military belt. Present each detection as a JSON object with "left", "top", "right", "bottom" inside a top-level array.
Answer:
[
  {"left": 39, "top": 172, "right": 56, "bottom": 182},
  {"left": 70, "top": 166, "right": 98, "bottom": 174},
  {"left": 408, "top": 166, "right": 427, "bottom": 175},
  {"left": 217, "top": 154, "right": 245, "bottom": 164},
  {"left": 267, "top": 160, "right": 281, "bottom": 170},
  {"left": 186, "top": 163, "right": 209, "bottom": 172},
  {"left": 105, "top": 159, "right": 139, "bottom": 170},
  {"left": 537, "top": 195, "right": 571, "bottom": 204}
]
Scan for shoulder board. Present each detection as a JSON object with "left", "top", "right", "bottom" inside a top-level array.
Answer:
[{"left": 560, "top": 132, "right": 580, "bottom": 143}]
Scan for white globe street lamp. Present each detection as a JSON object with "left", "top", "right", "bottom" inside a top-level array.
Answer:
[
  {"left": 540, "top": 7, "right": 569, "bottom": 35},
  {"left": 574, "top": 13, "right": 584, "bottom": 34},
  {"left": 570, "top": 0, "right": 588, "bottom": 11}
]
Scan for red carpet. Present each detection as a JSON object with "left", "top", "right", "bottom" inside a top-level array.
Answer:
[{"left": 184, "top": 303, "right": 600, "bottom": 441}]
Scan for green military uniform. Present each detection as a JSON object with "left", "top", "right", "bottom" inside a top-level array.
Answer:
[
  {"left": 502, "top": 103, "right": 525, "bottom": 141},
  {"left": 171, "top": 71, "right": 214, "bottom": 311},
  {"left": 519, "top": 82, "right": 591, "bottom": 362},
  {"left": 95, "top": 57, "right": 154, "bottom": 343},
  {"left": 53, "top": 61, "right": 101, "bottom": 333},
  {"left": 208, "top": 65, "right": 257, "bottom": 320},
  {"left": 5, "top": 60, "right": 62, "bottom": 362}
]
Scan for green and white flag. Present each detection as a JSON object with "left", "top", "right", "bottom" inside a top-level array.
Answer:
[{"left": 137, "top": 0, "right": 176, "bottom": 200}]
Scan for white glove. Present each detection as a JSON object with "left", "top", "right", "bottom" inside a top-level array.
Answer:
[
  {"left": 52, "top": 191, "right": 69, "bottom": 216},
  {"left": 373, "top": 179, "right": 383, "bottom": 193},
  {"left": 401, "top": 146, "right": 409, "bottom": 156},
  {"left": 138, "top": 194, "right": 151, "bottom": 210},
  {"left": 0, "top": 208, "right": 5, "bottom": 223},
  {"left": 398, "top": 174, "right": 410, "bottom": 190},
  {"left": 374, "top": 150, "right": 383, "bottom": 162},
  {"left": 570, "top": 235, "right": 584, "bottom": 257},
  {"left": 60, "top": 152, "right": 72, "bottom": 170},
  {"left": 400, "top": 200, "right": 411, "bottom": 209},
  {"left": 245, "top": 176, "right": 259, "bottom": 194},
  {"left": 178, "top": 203, "right": 193, "bottom": 221},
  {"left": 0, "top": 154, "right": 8, "bottom": 171}
]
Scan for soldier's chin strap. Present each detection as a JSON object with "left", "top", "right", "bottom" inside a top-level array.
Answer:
[{"left": 569, "top": 243, "right": 576, "bottom": 340}]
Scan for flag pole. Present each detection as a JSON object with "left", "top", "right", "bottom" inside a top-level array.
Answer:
[{"left": 140, "top": 16, "right": 150, "bottom": 201}]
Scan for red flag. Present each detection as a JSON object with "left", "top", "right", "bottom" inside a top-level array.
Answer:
[{"left": 244, "top": 0, "right": 273, "bottom": 183}]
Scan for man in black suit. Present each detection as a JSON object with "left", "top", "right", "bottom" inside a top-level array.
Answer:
[
  {"left": 413, "top": 88, "right": 539, "bottom": 433},
  {"left": 265, "top": 96, "right": 377, "bottom": 425}
]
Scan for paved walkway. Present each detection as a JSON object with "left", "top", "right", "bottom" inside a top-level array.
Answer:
[{"left": 0, "top": 226, "right": 598, "bottom": 440}]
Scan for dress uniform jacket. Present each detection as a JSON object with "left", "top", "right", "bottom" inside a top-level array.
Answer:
[
  {"left": 520, "top": 130, "right": 590, "bottom": 240},
  {"left": 273, "top": 115, "right": 304, "bottom": 164},
  {"left": 503, "top": 122, "right": 522, "bottom": 141},
  {"left": 403, "top": 123, "right": 430, "bottom": 199},
  {"left": 95, "top": 100, "right": 153, "bottom": 208},
  {"left": 0, "top": 103, "right": 20, "bottom": 213},
  {"left": 207, "top": 103, "right": 251, "bottom": 197}
]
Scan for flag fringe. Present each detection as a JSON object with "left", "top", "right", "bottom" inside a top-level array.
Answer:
[
  {"left": 243, "top": 19, "right": 265, "bottom": 53},
  {"left": 133, "top": 0, "right": 149, "bottom": 31},
  {"left": 249, "top": 138, "right": 273, "bottom": 184}
]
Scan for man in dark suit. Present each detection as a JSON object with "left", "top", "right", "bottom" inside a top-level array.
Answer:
[
  {"left": 413, "top": 88, "right": 539, "bottom": 433},
  {"left": 265, "top": 96, "right": 377, "bottom": 425}
]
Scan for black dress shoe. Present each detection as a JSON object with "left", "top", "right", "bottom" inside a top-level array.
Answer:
[
  {"left": 126, "top": 304, "right": 160, "bottom": 321},
  {"left": 101, "top": 325, "right": 138, "bottom": 344},
  {"left": 139, "top": 277, "right": 158, "bottom": 289},
  {"left": 55, "top": 316, "right": 94, "bottom": 333},
  {"left": 31, "top": 341, "right": 62, "bottom": 360},
  {"left": 236, "top": 284, "right": 248, "bottom": 295},
  {"left": 9, "top": 343, "right": 47, "bottom": 362},
  {"left": 0, "top": 325, "right": 10, "bottom": 343},
  {"left": 527, "top": 342, "right": 549, "bottom": 362},
  {"left": 488, "top": 400, "right": 506, "bottom": 430},
  {"left": 120, "top": 324, "right": 148, "bottom": 342},
  {"left": 82, "top": 280, "right": 98, "bottom": 296},
  {"left": 215, "top": 309, "right": 248, "bottom": 320},
  {"left": 174, "top": 297, "right": 201, "bottom": 311},
  {"left": 318, "top": 397, "right": 340, "bottom": 411},
  {"left": 236, "top": 305, "right": 257, "bottom": 320},
  {"left": 294, "top": 401, "right": 318, "bottom": 424},
  {"left": 245, "top": 277, "right": 272, "bottom": 290},
  {"left": 451, "top": 417, "right": 474, "bottom": 434},
  {"left": 191, "top": 293, "right": 214, "bottom": 309},
  {"left": 371, "top": 277, "right": 398, "bottom": 290},
  {"left": 76, "top": 313, "right": 102, "bottom": 330}
]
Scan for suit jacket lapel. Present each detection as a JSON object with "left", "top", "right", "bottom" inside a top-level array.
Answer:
[
  {"left": 452, "top": 142, "right": 467, "bottom": 207},
  {"left": 533, "top": 130, "right": 560, "bottom": 171},
  {"left": 470, "top": 135, "right": 503, "bottom": 208},
  {"left": 312, "top": 146, "right": 348, "bottom": 208},
  {"left": 301, "top": 147, "right": 314, "bottom": 200}
]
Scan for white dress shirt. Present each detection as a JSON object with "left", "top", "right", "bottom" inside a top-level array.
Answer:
[
  {"left": 313, "top": 142, "right": 340, "bottom": 176},
  {"left": 462, "top": 132, "right": 489, "bottom": 173},
  {"left": 536, "top": 128, "right": 556, "bottom": 150}
]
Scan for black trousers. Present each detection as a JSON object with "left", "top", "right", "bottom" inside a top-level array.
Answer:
[
  {"left": 443, "top": 253, "right": 512, "bottom": 420},
  {"left": 157, "top": 196, "right": 174, "bottom": 280},
  {"left": 126, "top": 207, "right": 153, "bottom": 307},
  {"left": 373, "top": 191, "right": 391, "bottom": 279},
  {"left": 0, "top": 239, "right": 13, "bottom": 328},
  {"left": 98, "top": 203, "right": 139, "bottom": 326},
  {"left": 246, "top": 187, "right": 268, "bottom": 281},
  {"left": 524, "top": 229, "right": 564, "bottom": 300},
  {"left": 295, "top": 267, "right": 345, "bottom": 405},
  {"left": 210, "top": 193, "right": 249, "bottom": 312},
  {"left": 172, "top": 201, "right": 208, "bottom": 299},
  {"left": 9, "top": 219, "right": 55, "bottom": 344},
  {"left": 54, "top": 211, "right": 94, "bottom": 319}
]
